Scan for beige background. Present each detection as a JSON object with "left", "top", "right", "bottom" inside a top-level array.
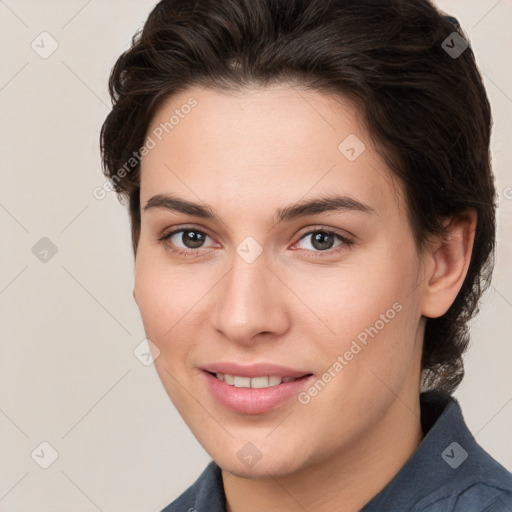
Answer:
[{"left": 0, "top": 1, "right": 511, "bottom": 510}]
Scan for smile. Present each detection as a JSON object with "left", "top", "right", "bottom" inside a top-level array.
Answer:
[
  {"left": 213, "top": 373, "right": 302, "bottom": 388},
  {"left": 203, "top": 370, "right": 315, "bottom": 414}
]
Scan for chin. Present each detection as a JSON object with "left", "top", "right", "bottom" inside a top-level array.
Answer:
[{"left": 214, "top": 446, "right": 308, "bottom": 480}]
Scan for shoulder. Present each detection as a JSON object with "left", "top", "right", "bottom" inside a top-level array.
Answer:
[
  {"left": 160, "top": 460, "right": 226, "bottom": 512},
  {"left": 416, "top": 483, "right": 512, "bottom": 511},
  {"left": 362, "top": 391, "right": 512, "bottom": 512},
  {"left": 415, "top": 436, "right": 512, "bottom": 512}
]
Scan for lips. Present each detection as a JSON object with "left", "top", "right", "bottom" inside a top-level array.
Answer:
[
  {"left": 201, "top": 362, "right": 315, "bottom": 414},
  {"left": 202, "top": 361, "right": 311, "bottom": 379}
]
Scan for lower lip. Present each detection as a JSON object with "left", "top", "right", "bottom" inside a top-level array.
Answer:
[{"left": 203, "top": 371, "right": 314, "bottom": 415}]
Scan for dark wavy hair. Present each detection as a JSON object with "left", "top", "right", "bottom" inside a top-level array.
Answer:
[{"left": 100, "top": 0, "right": 496, "bottom": 394}]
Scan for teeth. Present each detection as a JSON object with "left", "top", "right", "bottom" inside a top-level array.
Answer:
[
  {"left": 215, "top": 373, "right": 299, "bottom": 388},
  {"left": 268, "top": 376, "right": 282, "bottom": 386},
  {"left": 234, "top": 376, "right": 251, "bottom": 388},
  {"left": 250, "top": 376, "right": 269, "bottom": 388}
]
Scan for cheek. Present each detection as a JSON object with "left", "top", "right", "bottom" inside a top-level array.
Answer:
[
  {"left": 134, "top": 249, "right": 191, "bottom": 348},
  {"left": 295, "top": 246, "right": 422, "bottom": 376},
  {"left": 291, "top": 255, "right": 414, "bottom": 337},
  {"left": 133, "top": 252, "right": 200, "bottom": 402},
  {"left": 133, "top": 245, "right": 222, "bottom": 371}
]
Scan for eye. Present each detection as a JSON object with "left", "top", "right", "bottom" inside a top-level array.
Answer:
[
  {"left": 158, "top": 227, "right": 216, "bottom": 257},
  {"left": 292, "top": 228, "right": 353, "bottom": 256}
]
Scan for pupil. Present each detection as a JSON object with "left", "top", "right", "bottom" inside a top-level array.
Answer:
[
  {"left": 183, "top": 230, "right": 205, "bottom": 248},
  {"left": 312, "top": 232, "right": 334, "bottom": 251}
]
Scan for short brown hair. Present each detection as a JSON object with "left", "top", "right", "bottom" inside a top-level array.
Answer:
[{"left": 100, "top": 0, "right": 496, "bottom": 394}]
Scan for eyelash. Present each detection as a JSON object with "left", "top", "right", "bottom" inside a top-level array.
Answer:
[{"left": 157, "top": 225, "right": 354, "bottom": 260}]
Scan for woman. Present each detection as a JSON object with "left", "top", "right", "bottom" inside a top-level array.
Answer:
[{"left": 100, "top": 0, "right": 512, "bottom": 510}]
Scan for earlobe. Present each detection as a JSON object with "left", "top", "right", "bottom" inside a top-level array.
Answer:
[{"left": 421, "top": 209, "right": 477, "bottom": 318}]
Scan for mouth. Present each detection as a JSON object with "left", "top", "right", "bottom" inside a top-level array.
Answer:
[
  {"left": 205, "top": 371, "right": 312, "bottom": 389},
  {"left": 201, "top": 368, "right": 315, "bottom": 415}
]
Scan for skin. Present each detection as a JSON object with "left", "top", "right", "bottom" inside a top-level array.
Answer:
[{"left": 133, "top": 83, "right": 476, "bottom": 512}]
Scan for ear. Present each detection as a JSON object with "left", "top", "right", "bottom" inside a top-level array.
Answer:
[{"left": 421, "top": 208, "right": 477, "bottom": 318}]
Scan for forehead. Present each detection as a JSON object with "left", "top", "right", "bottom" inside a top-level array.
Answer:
[{"left": 140, "top": 84, "right": 403, "bottom": 222}]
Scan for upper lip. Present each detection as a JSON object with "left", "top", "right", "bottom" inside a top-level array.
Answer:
[{"left": 202, "top": 362, "right": 311, "bottom": 378}]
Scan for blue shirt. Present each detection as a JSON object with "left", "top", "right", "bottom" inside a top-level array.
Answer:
[{"left": 161, "top": 390, "right": 512, "bottom": 511}]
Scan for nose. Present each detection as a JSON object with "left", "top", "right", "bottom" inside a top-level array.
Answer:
[{"left": 210, "top": 251, "right": 290, "bottom": 346}]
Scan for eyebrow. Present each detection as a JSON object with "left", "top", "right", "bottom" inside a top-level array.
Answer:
[{"left": 143, "top": 193, "right": 375, "bottom": 224}]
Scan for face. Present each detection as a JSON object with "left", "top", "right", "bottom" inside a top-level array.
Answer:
[{"left": 134, "top": 83, "right": 427, "bottom": 478}]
